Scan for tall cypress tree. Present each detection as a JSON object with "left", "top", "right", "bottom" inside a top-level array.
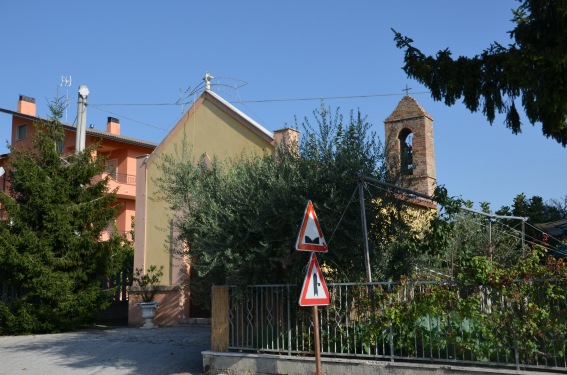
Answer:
[{"left": 0, "top": 99, "right": 124, "bottom": 334}]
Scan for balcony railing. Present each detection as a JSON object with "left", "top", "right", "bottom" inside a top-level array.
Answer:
[{"left": 106, "top": 172, "right": 136, "bottom": 186}]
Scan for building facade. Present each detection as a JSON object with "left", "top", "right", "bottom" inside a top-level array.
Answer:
[
  {"left": 131, "top": 88, "right": 297, "bottom": 326},
  {"left": 0, "top": 94, "right": 158, "bottom": 242}
]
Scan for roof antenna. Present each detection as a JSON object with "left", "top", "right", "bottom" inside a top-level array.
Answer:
[
  {"left": 204, "top": 72, "right": 213, "bottom": 91},
  {"left": 61, "top": 75, "right": 72, "bottom": 122}
]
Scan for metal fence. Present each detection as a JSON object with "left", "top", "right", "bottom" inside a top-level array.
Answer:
[
  {"left": 227, "top": 281, "right": 567, "bottom": 372},
  {"left": 101, "top": 266, "right": 133, "bottom": 302}
]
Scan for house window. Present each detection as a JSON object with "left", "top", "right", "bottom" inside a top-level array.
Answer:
[
  {"left": 105, "top": 159, "right": 118, "bottom": 180},
  {"left": 17, "top": 124, "right": 27, "bottom": 140}
]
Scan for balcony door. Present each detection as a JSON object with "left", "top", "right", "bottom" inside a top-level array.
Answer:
[{"left": 105, "top": 159, "right": 118, "bottom": 181}]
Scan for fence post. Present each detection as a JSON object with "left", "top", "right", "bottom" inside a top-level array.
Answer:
[
  {"left": 211, "top": 286, "right": 229, "bottom": 352},
  {"left": 388, "top": 282, "right": 395, "bottom": 362}
]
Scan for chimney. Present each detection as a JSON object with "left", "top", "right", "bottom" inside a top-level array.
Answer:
[
  {"left": 18, "top": 95, "right": 36, "bottom": 116},
  {"left": 273, "top": 128, "right": 300, "bottom": 157},
  {"left": 106, "top": 117, "right": 120, "bottom": 135}
]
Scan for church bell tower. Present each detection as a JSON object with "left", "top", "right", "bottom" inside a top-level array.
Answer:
[{"left": 384, "top": 95, "right": 436, "bottom": 206}]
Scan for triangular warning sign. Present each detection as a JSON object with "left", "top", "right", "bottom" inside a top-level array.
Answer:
[
  {"left": 299, "top": 253, "right": 330, "bottom": 306},
  {"left": 296, "top": 200, "right": 327, "bottom": 252}
]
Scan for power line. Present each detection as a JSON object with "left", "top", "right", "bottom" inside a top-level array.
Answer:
[
  {"left": 87, "top": 103, "right": 177, "bottom": 107},
  {"left": 85, "top": 89, "right": 431, "bottom": 134},
  {"left": 88, "top": 90, "right": 432, "bottom": 107},
  {"left": 327, "top": 185, "right": 359, "bottom": 246},
  {"left": 88, "top": 104, "right": 167, "bottom": 131},
  {"left": 524, "top": 221, "right": 567, "bottom": 248},
  {"left": 234, "top": 91, "right": 431, "bottom": 104}
]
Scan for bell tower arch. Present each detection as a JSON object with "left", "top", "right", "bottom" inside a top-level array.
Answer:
[{"left": 384, "top": 95, "right": 436, "bottom": 200}]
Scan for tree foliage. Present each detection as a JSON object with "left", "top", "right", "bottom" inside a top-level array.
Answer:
[
  {"left": 497, "top": 193, "right": 567, "bottom": 224},
  {"left": 496, "top": 193, "right": 567, "bottom": 251},
  {"left": 393, "top": 0, "right": 567, "bottom": 146},
  {"left": 357, "top": 246, "right": 567, "bottom": 364},
  {"left": 0, "top": 99, "right": 128, "bottom": 334}
]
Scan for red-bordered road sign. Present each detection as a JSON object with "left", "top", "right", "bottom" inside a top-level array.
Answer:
[
  {"left": 296, "top": 200, "right": 328, "bottom": 252},
  {"left": 299, "top": 253, "right": 330, "bottom": 306}
]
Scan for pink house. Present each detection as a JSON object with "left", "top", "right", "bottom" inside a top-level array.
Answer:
[{"left": 0, "top": 94, "right": 158, "bottom": 241}]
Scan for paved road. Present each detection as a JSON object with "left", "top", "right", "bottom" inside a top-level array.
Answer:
[{"left": 0, "top": 326, "right": 210, "bottom": 375}]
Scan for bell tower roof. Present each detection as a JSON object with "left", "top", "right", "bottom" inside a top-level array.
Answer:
[{"left": 385, "top": 95, "right": 433, "bottom": 123}]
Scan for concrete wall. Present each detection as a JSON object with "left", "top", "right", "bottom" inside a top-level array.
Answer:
[
  {"left": 202, "top": 352, "right": 535, "bottom": 375},
  {"left": 128, "top": 286, "right": 183, "bottom": 327}
]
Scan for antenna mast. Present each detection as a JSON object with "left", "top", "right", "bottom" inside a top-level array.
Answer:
[
  {"left": 204, "top": 72, "right": 213, "bottom": 91},
  {"left": 61, "top": 75, "right": 72, "bottom": 122}
]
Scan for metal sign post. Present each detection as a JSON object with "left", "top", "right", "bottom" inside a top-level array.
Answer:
[
  {"left": 296, "top": 201, "right": 329, "bottom": 375},
  {"left": 313, "top": 305, "right": 322, "bottom": 375}
]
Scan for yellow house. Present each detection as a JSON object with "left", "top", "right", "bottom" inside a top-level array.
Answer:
[{"left": 131, "top": 85, "right": 298, "bottom": 326}]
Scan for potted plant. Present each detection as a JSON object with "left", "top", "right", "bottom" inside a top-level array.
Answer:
[{"left": 133, "top": 264, "right": 164, "bottom": 329}]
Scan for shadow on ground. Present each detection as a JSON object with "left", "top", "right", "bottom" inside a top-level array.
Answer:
[{"left": 0, "top": 326, "right": 210, "bottom": 375}]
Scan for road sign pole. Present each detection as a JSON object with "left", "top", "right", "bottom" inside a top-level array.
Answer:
[{"left": 312, "top": 305, "right": 322, "bottom": 375}]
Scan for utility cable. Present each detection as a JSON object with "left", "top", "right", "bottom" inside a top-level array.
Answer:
[
  {"left": 465, "top": 214, "right": 567, "bottom": 257},
  {"left": 524, "top": 221, "right": 567, "bottom": 247},
  {"left": 88, "top": 104, "right": 167, "bottom": 131},
  {"left": 234, "top": 91, "right": 431, "bottom": 104},
  {"left": 327, "top": 185, "right": 359, "bottom": 246},
  {"left": 88, "top": 90, "right": 431, "bottom": 107}
]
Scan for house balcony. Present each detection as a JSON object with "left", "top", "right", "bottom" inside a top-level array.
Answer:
[
  {"left": 93, "top": 172, "right": 136, "bottom": 199},
  {"left": 100, "top": 229, "right": 133, "bottom": 242}
]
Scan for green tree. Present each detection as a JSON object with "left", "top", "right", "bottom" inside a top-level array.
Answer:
[
  {"left": 497, "top": 193, "right": 567, "bottom": 251},
  {"left": 412, "top": 190, "right": 526, "bottom": 279},
  {"left": 393, "top": 0, "right": 567, "bottom": 146},
  {"left": 548, "top": 196, "right": 567, "bottom": 219},
  {"left": 0, "top": 99, "right": 126, "bottom": 334}
]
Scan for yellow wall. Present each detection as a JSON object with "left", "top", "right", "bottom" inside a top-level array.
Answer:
[{"left": 143, "top": 97, "right": 275, "bottom": 285}]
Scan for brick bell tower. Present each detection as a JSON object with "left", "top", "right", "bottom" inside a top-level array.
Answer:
[{"left": 384, "top": 95, "right": 436, "bottom": 207}]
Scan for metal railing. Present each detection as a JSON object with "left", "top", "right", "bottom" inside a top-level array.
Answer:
[
  {"left": 101, "top": 266, "right": 133, "bottom": 302},
  {"left": 227, "top": 281, "right": 567, "bottom": 372},
  {"left": 92, "top": 172, "right": 136, "bottom": 187},
  {"left": 102, "top": 172, "right": 136, "bottom": 186}
]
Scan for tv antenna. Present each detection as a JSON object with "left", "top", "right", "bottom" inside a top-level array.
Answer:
[
  {"left": 60, "top": 75, "right": 72, "bottom": 122},
  {"left": 205, "top": 73, "right": 248, "bottom": 103},
  {"left": 174, "top": 73, "right": 249, "bottom": 114}
]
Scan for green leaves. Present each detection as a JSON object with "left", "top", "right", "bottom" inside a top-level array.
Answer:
[
  {"left": 133, "top": 265, "right": 164, "bottom": 302},
  {"left": 392, "top": 0, "right": 567, "bottom": 146}
]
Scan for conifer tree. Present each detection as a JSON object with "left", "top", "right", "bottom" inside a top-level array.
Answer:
[
  {"left": 0, "top": 99, "right": 125, "bottom": 334},
  {"left": 393, "top": 0, "right": 567, "bottom": 145}
]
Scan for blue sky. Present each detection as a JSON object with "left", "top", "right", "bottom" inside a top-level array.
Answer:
[{"left": 0, "top": 1, "right": 565, "bottom": 212}]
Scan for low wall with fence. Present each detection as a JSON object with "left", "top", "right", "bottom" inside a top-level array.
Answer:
[{"left": 209, "top": 281, "right": 567, "bottom": 374}]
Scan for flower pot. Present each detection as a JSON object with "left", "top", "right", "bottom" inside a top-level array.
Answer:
[{"left": 137, "top": 301, "right": 160, "bottom": 329}]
